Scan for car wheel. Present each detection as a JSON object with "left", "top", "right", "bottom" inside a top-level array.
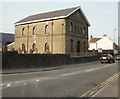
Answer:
[{"left": 101, "top": 62, "right": 103, "bottom": 64}]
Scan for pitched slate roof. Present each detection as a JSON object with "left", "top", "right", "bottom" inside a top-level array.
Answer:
[
  {"left": 90, "top": 38, "right": 101, "bottom": 43},
  {"left": 15, "top": 6, "right": 90, "bottom": 26}
]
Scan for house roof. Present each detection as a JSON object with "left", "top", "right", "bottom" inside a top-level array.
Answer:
[
  {"left": 0, "top": 33, "right": 14, "bottom": 42},
  {"left": 90, "top": 38, "right": 101, "bottom": 43},
  {"left": 15, "top": 6, "right": 90, "bottom": 26}
]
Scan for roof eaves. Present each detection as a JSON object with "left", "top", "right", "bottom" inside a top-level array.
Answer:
[
  {"left": 79, "top": 7, "right": 90, "bottom": 26},
  {"left": 90, "top": 38, "right": 101, "bottom": 43},
  {"left": 109, "top": 38, "right": 114, "bottom": 42},
  {"left": 15, "top": 6, "right": 90, "bottom": 26},
  {"left": 15, "top": 15, "right": 66, "bottom": 26},
  {"left": 96, "top": 38, "right": 101, "bottom": 43}
]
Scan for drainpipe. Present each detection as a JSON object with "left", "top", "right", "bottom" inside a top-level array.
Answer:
[
  {"left": 51, "top": 21, "right": 53, "bottom": 53},
  {"left": 27, "top": 25, "right": 29, "bottom": 54},
  {"left": 62, "top": 23, "right": 64, "bottom": 54}
]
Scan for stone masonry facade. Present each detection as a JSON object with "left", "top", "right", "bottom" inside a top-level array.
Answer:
[{"left": 14, "top": 7, "right": 90, "bottom": 54}]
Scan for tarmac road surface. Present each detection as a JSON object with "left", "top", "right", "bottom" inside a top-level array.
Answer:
[{"left": 1, "top": 61, "right": 118, "bottom": 97}]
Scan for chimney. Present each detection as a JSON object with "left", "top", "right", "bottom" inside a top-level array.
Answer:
[{"left": 103, "top": 34, "right": 107, "bottom": 37}]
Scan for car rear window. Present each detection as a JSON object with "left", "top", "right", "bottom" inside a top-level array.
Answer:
[{"left": 102, "top": 55, "right": 108, "bottom": 57}]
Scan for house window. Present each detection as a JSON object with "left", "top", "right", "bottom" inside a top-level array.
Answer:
[
  {"left": 75, "top": 25, "right": 76, "bottom": 33},
  {"left": 22, "top": 28, "right": 25, "bottom": 36},
  {"left": 80, "top": 27, "right": 83, "bottom": 34},
  {"left": 45, "top": 25, "right": 50, "bottom": 34},
  {"left": 77, "top": 41, "right": 80, "bottom": 52},
  {"left": 22, "top": 44, "right": 25, "bottom": 54},
  {"left": 77, "top": 26, "right": 79, "bottom": 34},
  {"left": 33, "top": 26, "right": 36, "bottom": 35},
  {"left": 45, "top": 43, "right": 49, "bottom": 52},
  {"left": 32, "top": 43, "right": 36, "bottom": 52},
  {"left": 83, "top": 27, "right": 86, "bottom": 35},
  {"left": 70, "top": 22, "right": 73, "bottom": 32},
  {"left": 71, "top": 39, "right": 73, "bottom": 52}
]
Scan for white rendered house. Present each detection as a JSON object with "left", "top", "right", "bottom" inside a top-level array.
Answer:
[{"left": 89, "top": 34, "right": 117, "bottom": 53}]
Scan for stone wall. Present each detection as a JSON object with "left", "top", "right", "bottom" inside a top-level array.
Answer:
[
  {"left": 15, "top": 19, "right": 66, "bottom": 54},
  {"left": 2, "top": 52, "right": 100, "bottom": 70}
]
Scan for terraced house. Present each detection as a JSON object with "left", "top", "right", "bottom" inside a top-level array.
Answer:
[{"left": 14, "top": 6, "right": 90, "bottom": 54}]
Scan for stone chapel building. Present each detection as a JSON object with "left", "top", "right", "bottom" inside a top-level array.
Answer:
[{"left": 14, "top": 6, "right": 90, "bottom": 54}]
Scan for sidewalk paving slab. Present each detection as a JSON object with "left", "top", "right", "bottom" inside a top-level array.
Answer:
[{"left": 94, "top": 78, "right": 118, "bottom": 97}]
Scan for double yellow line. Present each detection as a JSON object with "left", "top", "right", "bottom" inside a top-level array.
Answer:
[
  {"left": 80, "top": 72, "right": 120, "bottom": 97},
  {"left": 1, "top": 68, "right": 119, "bottom": 97}
]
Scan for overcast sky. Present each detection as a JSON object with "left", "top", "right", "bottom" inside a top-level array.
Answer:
[{"left": 0, "top": 1, "right": 118, "bottom": 44}]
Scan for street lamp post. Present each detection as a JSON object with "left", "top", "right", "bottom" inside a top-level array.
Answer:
[
  {"left": 114, "top": 29, "right": 117, "bottom": 43},
  {"left": 113, "top": 29, "right": 117, "bottom": 55}
]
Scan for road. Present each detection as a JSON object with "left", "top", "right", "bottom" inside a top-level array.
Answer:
[{"left": 1, "top": 61, "right": 118, "bottom": 97}]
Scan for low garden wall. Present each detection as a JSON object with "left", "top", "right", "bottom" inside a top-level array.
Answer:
[{"left": 2, "top": 52, "right": 100, "bottom": 69}]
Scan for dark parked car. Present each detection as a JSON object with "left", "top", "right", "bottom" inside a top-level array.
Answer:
[
  {"left": 100, "top": 54, "right": 115, "bottom": 64},
  {"left": 116, "top": 55, "right": 120, "bottom": 60}
]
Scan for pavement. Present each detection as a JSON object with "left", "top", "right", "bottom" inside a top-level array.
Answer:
[
  {"left": 93, "top": 78, "right": 119, "bottom": 97},
  {"left": 92, "top": 61, "right": 119, "bottom": 98}
]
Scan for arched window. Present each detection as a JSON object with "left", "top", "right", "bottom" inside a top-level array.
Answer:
[
  {"left": 45, "top": 25, "right": 50, "bottom": 34},
  {"left": 22, "top": 44, "right": 25, "bottom": 54},
  {"left": 33, "top": 26, "right": 36, "bottom": 35},
  {"left": 70, "top": 22, "right": 73, "bottom": 32},
  {"left": 71, "top": 39, "right": 73, "bottom": 52},
  {"left": 22, "top": 28, "right": 25, "bottom": 36},
  {"left": 77, "top": 41, "right": 80, "bottom": 52},
  {"left": 45, "top": 43, "right": 49, "bottom": 52},
  {"left": 32, "top": 43, "right": 36, "bottom": 52}
]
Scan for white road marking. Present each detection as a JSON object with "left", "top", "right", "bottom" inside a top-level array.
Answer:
[
  {"left": 86, "top": 64, "right": 114, "bottom": 72},
  {"left": 61, "top": 72, "right": 75, "bottom": 77},
  {"left": 2, "top": 77, "right": 52, "bottom": 89},
  {"left": 0, "top": 84, "right": 6, "bottom": 86},
  {"left": 103, "top": 64, "right": 115, "bottom": 68},
  {"left": 61, "top": 63, "right": 115, "bottom": 77},
  {"left": 36, "top": 80, "right": 39, "bottom": 82},
  {"left": 2, "top": 63, "right": 117, "bottom": 88},
  {"left": 6, "top": 84, "right": 11, "bottom": 87},
  {"left": 86, "top": 68, "right": 95, "bottom": 72}
]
